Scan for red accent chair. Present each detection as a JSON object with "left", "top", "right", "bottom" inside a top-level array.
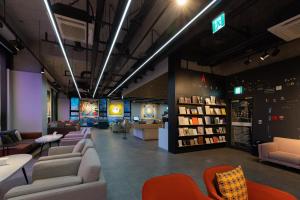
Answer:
[
  {"left": 142, "top": 174, "right": 211, "bottom": 200},
  {"left": 203, "top": 165, "right": 297, "bottom": 200}
]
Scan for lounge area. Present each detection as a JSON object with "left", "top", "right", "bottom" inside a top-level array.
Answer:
[{"left": 1, "top": 0, "right": 300, "bottom": 200}]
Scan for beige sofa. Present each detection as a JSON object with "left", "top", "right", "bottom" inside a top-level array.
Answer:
[
  {"left": 259, "top": 137, "right": 300, "bottom": 169},
  {"left": 38, "top": 139, "right": 94, "bottom": 162},
  {"left": 4, "top": 148, "right": 106, "bottom": 200}
]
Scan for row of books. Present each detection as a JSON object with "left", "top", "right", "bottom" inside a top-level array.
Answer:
[
  {"left": 178, "top": 96, "right": 226, "bottom": 106},
  {"left": 178, "top": 127, "right": 226, "bottom": 136},
  {"left": 205, "top": 136, "right": 226, "bottom": 144},
  {"left": 178, "top": 136, "right": 226, "bottom": 147},
  {"left": 205, "top": 106, "right": 226, "bottom": 115},
  {"left": 178, "top": 137, "right": 204, "bottom": 147},
  {"left": 178, "top": 116, "right": 226, "bottom": 125},
  {"left": 179, "top": 106, "right": 203, "bottom": 115}
]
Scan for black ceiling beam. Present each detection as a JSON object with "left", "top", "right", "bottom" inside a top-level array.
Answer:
[
  {"left": 92, "top": 0, "right": 129, "bottom": 97},
  {"left": 90, "top": 0, "right": 106, "bottom": 90},
  {"left": 41, "top": 39, "right": 139, "bottom": 60},
  {"left": 100, "top": 1, "right": 169, "bottom": 96}
]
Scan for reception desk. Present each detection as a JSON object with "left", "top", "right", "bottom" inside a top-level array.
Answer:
[{"left": 133, "top": 123, "right": 163, "bottom": 140}]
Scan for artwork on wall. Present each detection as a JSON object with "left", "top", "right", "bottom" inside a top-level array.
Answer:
[
  {"left": 108, "top": 100, "right": 124, "bottom": 117},
  {"left": 80, "top": 99, "right": 99, "bottom": 119},
  {"left": 142, "top": 104, "right": 157, "bottom": 119},
  {"left": 70, "top": 97, "right": 80, "bottom": 111}
]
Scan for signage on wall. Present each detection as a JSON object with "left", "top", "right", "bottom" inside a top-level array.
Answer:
[
  {"left": 212, "top": 12, "right": 225, "bottom": 34},
  {"left": 108, "top": 100, "right": 124, "bottom": 117},
  {"left": 234, "top": 86, "right": 244, "bottom": 95}
]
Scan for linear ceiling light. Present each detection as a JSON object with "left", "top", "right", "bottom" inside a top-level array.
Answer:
[
  {"left": 43, "top": 0, "right": 81, "bottom": 98},
  {"left": 92, "top": 0, "right": 133, "bottom": 98},
  {"left": 108, "top": 0, "right": 219, "bottom": 97}
]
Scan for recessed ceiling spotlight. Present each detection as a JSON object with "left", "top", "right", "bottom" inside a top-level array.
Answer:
[
  {"left": 260, "top": 51, "right": 270, "bottom": 61},
  {"left": 176, "top": 0, "right": 188, "bottom": 6},
  {"left": 41, "top": 68, "right": 45, "bottom": 74}
]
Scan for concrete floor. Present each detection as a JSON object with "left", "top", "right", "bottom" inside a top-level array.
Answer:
[
  {"left": 92, "top": 128, "right": 300, "bottom": 200},
  {"left": 1, "top": 128, "right": 299, "bottom": 200}
]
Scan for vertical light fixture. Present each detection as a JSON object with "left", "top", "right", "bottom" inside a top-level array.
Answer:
[
  {"left": 92, "top": 0, "right": 133, "bottom": 98},
  {"left": 43, "top": 0, "right": 81, "bottom": 98},
  {"left": 108, "top": 0, "right": 219, "bottom": 97}
]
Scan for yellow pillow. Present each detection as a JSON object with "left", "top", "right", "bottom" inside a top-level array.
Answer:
[{"left": 215, "top": 166, "right": 248, "bottom": 200}]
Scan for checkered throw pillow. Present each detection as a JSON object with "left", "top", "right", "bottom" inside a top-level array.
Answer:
[{"left": 215, "top": 166, "right": 248, "bottom": 200}]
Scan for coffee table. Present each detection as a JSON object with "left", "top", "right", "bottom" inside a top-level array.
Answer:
[
  {"left": 35, "top": 134, "right": 63, "bottom": 155},
  {"left": 0, "top": 154, "right": 32, "bottom": 184}
]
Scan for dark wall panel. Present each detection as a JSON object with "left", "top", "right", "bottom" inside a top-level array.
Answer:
[{"left": 228, "top": 56, "right": 300, "bottom": 143}]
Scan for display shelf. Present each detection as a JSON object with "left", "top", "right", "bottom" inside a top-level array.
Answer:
[
  {"left": 205, "top": 104, "right": 226, "bottom": 107},
  {"left": 177, "top": 114, "right": 204, "bottom": 116},
  {"left": 178, "top": 103, "right": 204, "bottom": 106},
  {"left": 204, "top": 124, "right": 227, "bottom": 126},
  {"left": 178, "top": 134, "right": 204, "bottom": 138},
  {"left": 204, "top": 133, "right": 227, "bottom": 136},
  {"left": 178, "top": 124, "right": 204, "bottom": 127}
]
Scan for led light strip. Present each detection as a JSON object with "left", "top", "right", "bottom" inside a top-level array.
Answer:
[
  {"left": 92, "top": 0, "right": 133, "bottom": 98},
  {"left": 43, "top": 0, "right": 81, "bottom": 98},
  {"left": 108, "top": 0, "right": 218, "bottom": 97}
]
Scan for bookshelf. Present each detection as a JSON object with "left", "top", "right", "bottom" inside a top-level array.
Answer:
[{"left": 176, "top": 96, "right": 228, "bottom": 150}]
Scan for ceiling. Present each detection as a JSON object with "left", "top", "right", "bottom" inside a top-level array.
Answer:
[
  {"left": 4, "top": 0, "right": 207, "bottom": 98},
  {"left": 3, "top": 0, "right": 300, "bottom": 99}
]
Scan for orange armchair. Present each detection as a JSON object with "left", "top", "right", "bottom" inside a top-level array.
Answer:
[
  {"left": 142, "top": 174, "right": 211, "bottom": 200},
  {"left": 203, "top": 165, "right": 297, "bottom": 200}
]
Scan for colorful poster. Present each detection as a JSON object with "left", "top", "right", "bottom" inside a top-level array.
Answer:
[
  {"left": 70, "top": 97, "right": 80, "bottom": 111},
  {"left": 142, "top": 104, "right": 157, "bottom": 119},
  {"left": 80, "top": 99, "right": 99, "bottom": 118},
  {"left": 108, "top": 100, "right": 124, "bottom": 117}
]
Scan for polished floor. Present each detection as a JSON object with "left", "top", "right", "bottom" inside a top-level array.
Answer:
[
  {"left": 0, "top": 129, "right": 299, "bottom": 200},
  {"left": 93, "top": 129, "right": 300, "bottom": 200}
]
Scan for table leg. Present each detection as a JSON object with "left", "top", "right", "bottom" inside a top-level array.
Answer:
[
  {"left": 49, "top": 142, "right": 52, "bottom": 148},
  {"left": 22, "top": 167, "right": 29, "bottom": 184}
]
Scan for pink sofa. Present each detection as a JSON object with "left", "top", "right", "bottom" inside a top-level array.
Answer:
[
  {"left": 60, "top": 129, "right": 91, "bottom": 146},
  {"left": 259, "top": 137, "right": 300, "bottom": 169}
]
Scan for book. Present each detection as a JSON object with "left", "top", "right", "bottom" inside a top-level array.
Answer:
[
  {"left": 191, "top": 109, "right": 198, "bottom": 115},
  {"left": 214, "top": 108, "right": 221, "bottom": 115},
  {"left": 189, "top": 119, "right": 193, "bottom": 125},
  {"left": 186, "top": 108, "right": 191, "bottom": 115},
  {"left": 194, "top": 138, "right": 198, "bottom": 145},
  {"left": 178, "top": 128, "right": 184, "bottom": 136},
  {"left": 220, "top": 99, "right": 226, "bottom": 105},
  {"left": 213, "top": 136, "right": 219, "bottom": 143},
  {"left": 178, "top": 140, "right": 183, "bottom": 147},
  {"left": 178, "top": 117, "right": 189, "bottom": 125},
  {"left": 192, "top": 117, "right": 198, "bottom": 125},
  {"left": 188, "top": 129, "right": 194, "bottom": 135},
  {"left": 192, "top": 96, "right": 199, "bottom": 104},
  {"left": 198, "top": 118, "right": 203, "bottom": 125},
  {"left": 179, "top": 97, "right": 185, "bottom": 103},
  {"left": 205, "top": 138, "right": 211, "bottom": 144},
  {"left": 205, "top": 106, "right": 211, "bottom": 114},
  {"left": 198, "top": 137, "right": 204, "bottom": 145},
  {"left": 210, "top": 96, "right": 216, "bottom": 105},
  {"left": 205, "top": 128, "right": 213, "bottom": 134},
  {"left": 185, "top": 97, "right": 191, "bottom": 104},
  {"left": 209, "top": 138, "right": 214, "bottom": 143},
  {"left": 197, "top": 106, "right": 203, "bottom": 114},
  {"left": 179, "top": 107, "right": 186, "bottom": 114},
  {"left": 192, "top": 129, "right": 198, "bottom": 135},
  {"left": 221, "top": 108, "right": 226, "bottom": 115},
  {"left": 210, "top": 108, "right": 215, "bottom": 114},
  {"left": 190, "top": 139, "right": 195, "bottom": 145},
  {"left": 204, "top": 116, "right": 211, "bottom": 125},
  {"left": 197, "top": 127, "right": 204, "bottom": 135},
  {"left": 214, "top": 117, "right": 220, "bottom": 124},
  {"left": 205, "top": 98, "right": 211, "bottom": 105}
]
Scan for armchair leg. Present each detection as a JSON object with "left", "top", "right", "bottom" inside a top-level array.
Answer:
[{"left": 22, "top": 167, "right": 29, "bottom": 184}]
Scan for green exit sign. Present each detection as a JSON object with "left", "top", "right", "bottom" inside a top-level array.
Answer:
[
  {"left": 234, "top": 86, "right": 244, "bottom": 95},
  {"left": 212, "top": 12, "right": 225, "bottom": 34}
]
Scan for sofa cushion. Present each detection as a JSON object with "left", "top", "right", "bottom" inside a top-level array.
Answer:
[
  {"left": 72, "top": 139, "right": 86, "bottom": 153},
  {"left": 15, "top": 130, "right": 22, "bottom": 141},
  {"left": 269, "top": 151, "right": 300, "bottom": 165},
  {"left": 78, "top": 148, "right": 101, "bottom": 183},
  {"left": 274, "top": 137, "right": 300, "bottom": 155},
  {"left": 215, "top": 165, "right": 248, "bottom": 200},
  {"left": 4, "top": 176, "right": 82, "bottom": 199},
  {"left": 81, "top": 139, "right": 94, "bottom": 154}
]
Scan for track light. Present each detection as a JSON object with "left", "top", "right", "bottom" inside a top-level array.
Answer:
[
  {"left": 92, "top": 0, "right": 132, "bottom": 98},
  {"left": 42, "top": 0, "right": 81, "bottom": 99},
  {"left": 260, "top": 51, "right": 270, "bottom": 61},
  {"left": 41, "top": 68, "right": 45, "bottom": 74},
  {"left": 108, "top": 0, "right": 219, "bottom": 97},
  {"left": 176, "top": 0, "right": 188, "bottom": 6}
]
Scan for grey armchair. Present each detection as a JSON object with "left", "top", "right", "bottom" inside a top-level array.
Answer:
[
  {"left": 4, "top": 148, "right": 106, "bottom": 200},
  {"left": 38, "top": 139, "right": 94, "bottom": 162}
]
